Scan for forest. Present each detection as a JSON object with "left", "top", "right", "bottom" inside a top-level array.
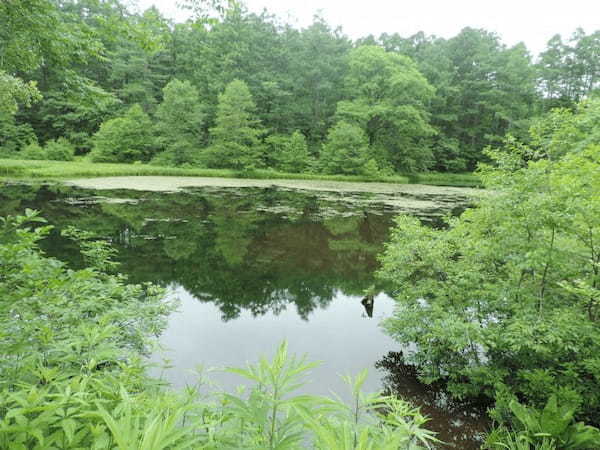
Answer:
[{"left": 1, "top": 0, "right": 598, "bottom": 175}]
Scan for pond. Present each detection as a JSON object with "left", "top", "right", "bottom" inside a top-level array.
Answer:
[{"left": 0, "top": 178, "right": 488, "bottom": 448}]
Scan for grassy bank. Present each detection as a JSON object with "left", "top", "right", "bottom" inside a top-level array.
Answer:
[{"left": 0, "top": 158, "right": 481, "bottom": 187}]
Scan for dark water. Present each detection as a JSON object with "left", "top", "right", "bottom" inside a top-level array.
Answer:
[{"left": 0, "top": 182, "right": 487, "bottom": 448}]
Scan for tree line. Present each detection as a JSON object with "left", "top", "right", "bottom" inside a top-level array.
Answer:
[{"left": 1, "top": 0, "right": 599, "bottom": 174}]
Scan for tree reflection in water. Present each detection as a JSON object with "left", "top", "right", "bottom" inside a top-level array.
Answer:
[
  {"left": 0, "top": 183, "right": 401, "bottom": 320},
  {"left": 0, "top": 181, "right": 484, "bottom": 446}
]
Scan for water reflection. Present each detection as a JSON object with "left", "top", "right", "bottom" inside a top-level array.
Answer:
[
  {"left": 376, "top": 352, "right": 490, "bottom": 449},
  {"left": 0, "top": 183, "right": 398, "bottom": 320},
  {"left": 0, "top": 182, "right": 483, "bottom": 447},
  {"left": 153, "top": 286, "right": 398, "bottom": 401},
  {"left": 361, "top": 294, "right": 375, "bottom": 317}
]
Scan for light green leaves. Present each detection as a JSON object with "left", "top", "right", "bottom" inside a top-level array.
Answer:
[
  {"left": 486, "top": 396, "right": 600, "bottom": 449},
  {"left": 153, "top": 79, "right": 206, "bottom": 166},
  {"left": 0, "top": 72, "right": 41, "bottom": 116},
  {"left": 379, "top": 99, "right": 600, "bottom": 425},
  {"left": 91, "top": 104, "right": 156, "bottom": 163},
  {"left": 335, "top": 45, "right": 435, "bottom": 172}
]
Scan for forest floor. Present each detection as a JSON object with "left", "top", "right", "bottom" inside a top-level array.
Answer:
[{"left": 0, "top": 159, "right": 481, "bottom": 187}]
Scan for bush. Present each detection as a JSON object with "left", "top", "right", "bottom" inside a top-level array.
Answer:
[
  {"left": 378, "top": 100, "right": 600, "bottom": 424},
  {"left": 44, "top": 137, "right": 75, "bottom": 161},
  {"left": 484, "top": 396, "right": 600, "bottom": 449},
  {"left": 90, "top": 104, "right": 155, "bottom": 163},
  {"left": 20, "top": 141, "right": 46, "bottom": 160},
  {"left": 150, "top": 141, "right": 202, "bottom": 167},
  {"left": 0, "top": 112, "right": 37, "bottom": 153},
  {"left": 0, "top": 211, "right": 178, "bottom": 448}
]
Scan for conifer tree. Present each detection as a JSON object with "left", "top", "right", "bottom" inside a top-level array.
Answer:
[
  {"left": 154, "top": 79, "right": 205, "bottom": 165},
  {"left": 319, "top": 121, "right": 371, "bottom": 175},
  {"left": 207, "top": 79, "right": 264, "bottom": 170}
]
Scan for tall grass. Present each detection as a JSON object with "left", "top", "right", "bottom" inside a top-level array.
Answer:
[{"left": 0, "top": 158, "right": 481, "bottom": 187}]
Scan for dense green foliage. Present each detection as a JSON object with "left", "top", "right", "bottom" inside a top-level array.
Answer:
[
  {"left": 0, "top": 211, "right": 438, "bottom": 448},
  {"left": 320, "top": 121, "right": 373, "bottom": 175},
  {"left": 1, "top": 0, "right": 598, "bottom": 174},
  {"left": 266, "top": 131, "right": 313, "bottom": 173},
  {"left": 90, "top": 104, "right": 155, "bottom": 163},
  {"left": 153, "top": 79, "right": 205, "bottom": 166},
  {"left": 373, "top": 29, "right": 539, "bottom": 170},
  {"left": 378, "top": 100, "right": 600, "bottom": 443},
  {"left": 44, "top": 137, "right": 76, "bottom": 161},
  {"left": 538, "top": 30, "right": 600, "bottom": 108},
  {"left": 2, "top": 0, "right": 600, "bottom": 444},
  {"left": 205, "top": 79, "right": 265, "bottom": 170},
  {"left": 484, "top": 396, "right": 600, "bottom": 449},
  {"left": 336, "top": 45, "right": 435, "bottom": 172}
]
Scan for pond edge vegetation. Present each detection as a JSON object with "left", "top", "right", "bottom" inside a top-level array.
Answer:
[{"left": 0, "top": 159, "right": 482, "bottom": 188}]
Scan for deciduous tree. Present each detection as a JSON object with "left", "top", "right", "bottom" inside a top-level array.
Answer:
[
  {"left": 336, "top": 45, "right": 435, "bottom": 172},
  {"left": 90, "top": 104, "right": 155, "bottom": 162}
]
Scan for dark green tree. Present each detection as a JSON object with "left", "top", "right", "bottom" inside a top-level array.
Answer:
[
  {"left": 377, "top": 29, "right": 538, "bottom": 170},
  {"left": 284, "top": 16, "right": 352, "bottom": 144}
]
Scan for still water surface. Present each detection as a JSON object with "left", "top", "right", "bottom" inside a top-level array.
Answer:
[{"left": 0, "top": 181, "right": 486, "bottom": 448}]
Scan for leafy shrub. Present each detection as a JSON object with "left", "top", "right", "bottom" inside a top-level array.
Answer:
[
  {"left": 44, "top": 137, "right": 75, "bottom": 161},
  {"left": 484, "top": 396, "right": 600, "bottom": 449},
  {"left": 150, "top": 141, "right": 202, "bottom": 167},
  {"left": 0, "top": 147, "right": 16, "bottom": 158},
  {"left": 90, "top": 104, "right": 155, "bottom": 163},
  {"left": 19, "top": 141, "right": 46, "bottom": 159},
  {"left": 0, "top": 211, "right": 180, "bottom": 448},
  {"left": 0, "top": 111, "right": 38, "bottom": 153},
  {"left": 377, "top": 100, "right": 600, "bottom": 423}
]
